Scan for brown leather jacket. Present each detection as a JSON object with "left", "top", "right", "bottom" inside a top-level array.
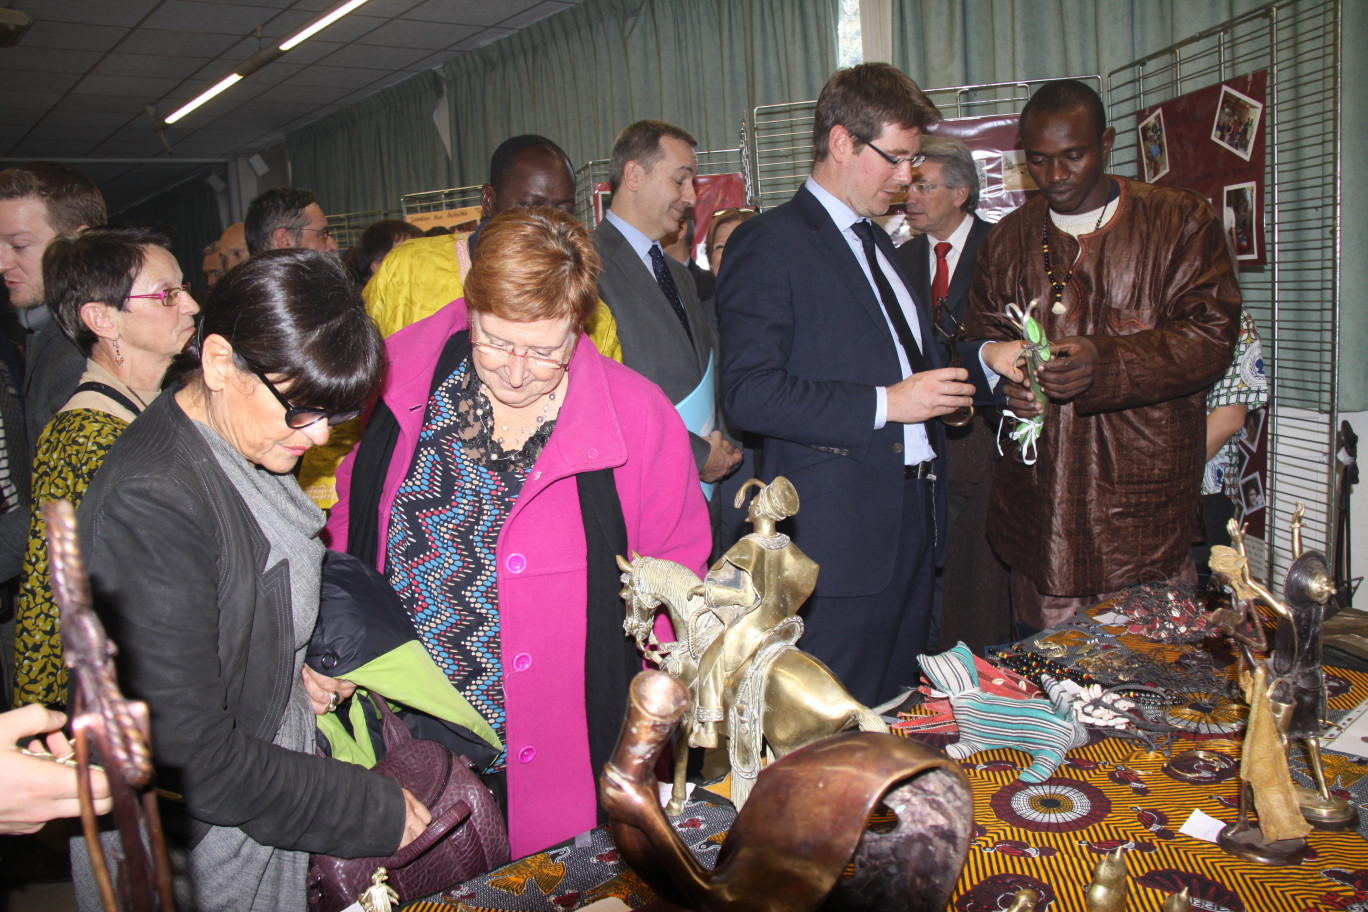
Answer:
[{"left": 966, "top": 176, "right": 1241, "bottom": 596}]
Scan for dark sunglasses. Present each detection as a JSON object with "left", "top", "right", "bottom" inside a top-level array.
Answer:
[{"left": 243, "top": 361, "right": 361, "bottom": 429}]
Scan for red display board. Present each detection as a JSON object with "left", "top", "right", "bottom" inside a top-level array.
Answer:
[{"left": 1136, "top": 71, "right": 1267, "bottom": 267}]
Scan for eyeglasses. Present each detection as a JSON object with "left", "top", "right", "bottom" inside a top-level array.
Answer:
[
  {"left": 910, "top": 182, "right": 955, "bottom": 197},
  {"left": 864, "top": 141, "right": 926, "bottom": 169},
  {"left": 243, "top": 361, "right": 361, "bottom": 429},
  {"left": 470, "top": 335, "right": 572, "bottom": 373},
  {"left": 298, "top": 226, "right": 333, "bottom": 241},
  {"left": 126, "top": 283, "right": 191, "bottom": 306}
]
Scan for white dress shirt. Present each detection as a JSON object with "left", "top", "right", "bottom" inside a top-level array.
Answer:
[{"left": 805, "top": 177, "right": 934, "bottom": 466}]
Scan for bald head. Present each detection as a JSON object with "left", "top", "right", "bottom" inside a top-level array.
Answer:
[{"left": 481, "top": 140, "right": 577, "bottom": 219}]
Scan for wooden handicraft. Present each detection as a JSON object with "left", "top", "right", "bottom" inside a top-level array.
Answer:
[
  {"left": 599, "top": 670, "right": 974, "bottom": 912},
  {"left": 48, "top": 499, "right": 176, "bottom": 910},
  {"left": 617, "top": 476, "right": 886, "bottom": 814},
  {"left": 1208, "top": 503, "right": 1356, "bottom": 866}
]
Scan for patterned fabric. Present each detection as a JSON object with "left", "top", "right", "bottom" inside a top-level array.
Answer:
[
  {"left": 384, "top": 359, "right": 554, "bottom": 772},
  {"left": 414, "top": 664, "right": 1368, "bottom": 912},
  {"left": 919, "top": 643, "right": 1090, "bottom": 783},
  {"left": 1203, "top": 309, "right": 1268, "bottom": 496},
  {"left": 12, "top": 408, "right": 127, "bottom": 707}
]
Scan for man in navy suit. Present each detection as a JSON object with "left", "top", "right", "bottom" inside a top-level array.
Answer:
[
  {"left": 894, "top": 135, "right": 1010, "bottom": 656},
  {"left": 718, "top": 65, "right": 1022, "bottom": 706}
]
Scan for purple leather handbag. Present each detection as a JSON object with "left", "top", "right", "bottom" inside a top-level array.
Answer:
[{"left": 306, "top": 698, "right": 510, "bottom": 912}]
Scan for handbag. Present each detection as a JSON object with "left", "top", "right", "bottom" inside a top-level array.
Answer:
[{"left": 306, "top": 696, "right": 510, "bottom": 912}]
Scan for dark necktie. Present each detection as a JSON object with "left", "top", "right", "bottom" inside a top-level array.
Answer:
[
  {"left": 850, "top": 220, "right": 925, "bottom": 373},
  {"left": 931, "top": 241, "right": 952, "bottom": 331},
  {"left": 649, "top": 244, "right": 694, "bottom": 345}
]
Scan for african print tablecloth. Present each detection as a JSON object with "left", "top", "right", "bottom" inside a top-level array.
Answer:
[{"left": 406, "top": 649, "right": 1368, "bottom": 911}]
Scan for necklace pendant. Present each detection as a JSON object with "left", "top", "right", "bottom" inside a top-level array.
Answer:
[{"left": 1052, "top": 300, "right": 1067, "bottom": 315}]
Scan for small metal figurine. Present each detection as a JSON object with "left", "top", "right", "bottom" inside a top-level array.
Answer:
[
  {"left": 358, "top": 868, "right": 399, "bottom": 912},
  {"left": 599, "top": 670, "right": 974, "bottom": 912},
  {"left": 1083, "top": 847, "right": 1128, "bottom": 912},
  {"left": 618, "top": 477, "right": 886, "bottom": 814},
  {"left": 47, "top": 500, "right": 175, "bottom": 911},
  {"left": 1209, "top": 503, "right": 1354, "bottom": 866},
  {"left": 935, "top": 312, "right": 974, "bottom": 428}
]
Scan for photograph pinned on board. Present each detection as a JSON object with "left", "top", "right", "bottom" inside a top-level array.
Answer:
[
  {"left": 1241, "top": 473, "right": 1266, "bottom": 514},
  {"left": 1211, "top": 85, "right": 1263, "bottom": 161},
  {"left": 1138, "top": 108, "right": 1170, "bottom": 183},
  {"left": 1241, "top": 407, "right": 1265, "bottom": 454},
  {"left": 1223, "top": 182, "right": 1258, "bottom": 260},
  {"left": 1001, "top": 151, "right": 1038, "bottom": 191}
]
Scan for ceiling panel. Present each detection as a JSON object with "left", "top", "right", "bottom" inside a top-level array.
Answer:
[
  {"left": 22, "top": 0, "right": 162, "bottom": 27},
  {"left": 407, "top": 0, "right": 539, "bottom": 27},
  {"left": 313, "top": 42, "right": 431, "bottom": 70},
  {"left": 18, "top": 20, "right": 127, "bottom": 52},
  {"left": 141, "top": 2, "right": 291, "bottom": 35},
  {"left": 71, "top": 73, "right": 183, "bottom": 100},
  {"left": 90, "top": 51, "right": 213, "bottom": 80},
  {"left": 363, "top": 19, "right": 478, "bottom": 50},
  {"left": 0, "top": 45, "right": 105, "bottom": 73},
  {"left": 0, "top": 0, "right": 585, "bottom": 211},
  {"left": 115, "top": 28, "right": 242, "bottom": 58}
]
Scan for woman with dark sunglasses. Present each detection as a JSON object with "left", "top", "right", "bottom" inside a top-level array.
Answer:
[
  {"left": 12, "top": 226, "right": 198, "bottom": 708},
  {"left": 71, "top": 249, "right": 430, "bottom": 911}
]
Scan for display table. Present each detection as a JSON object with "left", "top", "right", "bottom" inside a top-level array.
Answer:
[{"left": 408, "top": 608, "right": 1368, "bottom": 911}]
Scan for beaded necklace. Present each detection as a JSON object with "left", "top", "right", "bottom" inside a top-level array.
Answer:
[{"left": 1041, "top": 193, "right": 1112, "bottom": 314}]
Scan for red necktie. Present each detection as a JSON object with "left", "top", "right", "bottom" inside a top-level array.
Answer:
[{"left": 931, "top": 241, "right": 952, "bottom": 316}]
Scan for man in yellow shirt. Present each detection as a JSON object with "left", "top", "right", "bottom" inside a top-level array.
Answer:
[{"left": 300, "top": 136, "right": 621, "bottom": 507}]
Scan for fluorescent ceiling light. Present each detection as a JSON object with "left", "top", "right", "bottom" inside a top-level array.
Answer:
[
  {"left": 164, "top": 73, "right": 243, "bottom": 124},
  {"left": 280, "top": 0, "right": 373, "bottom": 50}
]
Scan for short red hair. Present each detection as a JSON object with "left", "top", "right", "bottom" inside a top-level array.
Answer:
[{"left": 464, "top": 207, "right": 600, "bottom": 332}]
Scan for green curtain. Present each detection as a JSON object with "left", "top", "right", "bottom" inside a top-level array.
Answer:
[
  {"left": 441, "top": 0, "right": 839, "bottom": 186},
  {"left": 891, "top": 0, "right": 1272, "bottom": 87},
  {"left": 114, "top": 175, "right": 223, "bottom": 290},
  {"left": 287, "top": 71, "right": 451, "bottom": 216}
]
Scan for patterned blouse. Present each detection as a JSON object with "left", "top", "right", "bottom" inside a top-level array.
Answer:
[
  {"left": 12, "top": 408, "right": 129, "bottom": 707},
  {"left": 1203, "top": 309, "right": 1269, "bottom": 497},
  {"left": 384, "top": 358, "right": 555, "bottom": 772}
]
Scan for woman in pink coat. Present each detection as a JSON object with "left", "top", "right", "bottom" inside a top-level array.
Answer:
[{"left": 325, "top": 208, "right": 709, "bottom": 858}]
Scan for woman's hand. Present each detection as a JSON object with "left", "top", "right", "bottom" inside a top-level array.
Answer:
[
  {"left": 0, "top": 705, "right": 112, "bottom": 834},
  {"left": 301, "top": 664, "right": 357, "bottom": 715},
  {"left": 397, "top": 788, "right": 432, "bottom": 849}
]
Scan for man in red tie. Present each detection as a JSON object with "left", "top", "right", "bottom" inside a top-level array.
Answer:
[{"left": 894, "top": 135, "right": 1009, "bottom": 658}]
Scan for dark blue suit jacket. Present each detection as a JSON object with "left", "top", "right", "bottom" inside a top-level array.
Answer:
[{"left": 718, "top": 185, "right": 994, "bottom": 598}]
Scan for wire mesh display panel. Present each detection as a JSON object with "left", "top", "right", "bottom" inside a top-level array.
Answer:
[
  {"left": 574, "top": 148, "right": 746, "bottom": 227},
  {"left": 1107, "top": 0, "right": 1340, "bottom": 584},
  {"left": 399, "top": 185, "right": 483, "bottom": 221},
  {"left": 325, "top": 208, "right": 402, "bottom": 251},
  {"left": 744, "top": 78, "right": 1102, "bottom": 211}
]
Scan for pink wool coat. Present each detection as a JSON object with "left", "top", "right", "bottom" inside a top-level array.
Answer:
[{"left": 326, "top": 299, "right": 710, "bottom": 858}]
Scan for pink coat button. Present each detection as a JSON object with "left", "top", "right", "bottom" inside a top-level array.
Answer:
[
  {"left": 587, "top": 448, "right": 598, "bottom": 458},
  {"left": 512, "top": 652, "right": 532, "bottom": 672},
  {"left": 506, "top": 553, "right": 526, "bottom": 573},
  {"left": 517, "top": 746, "right": 536, "bottom": 763}
]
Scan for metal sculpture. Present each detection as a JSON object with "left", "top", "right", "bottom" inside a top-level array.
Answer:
[
  {"left": 48, "top": 499, "right": 175, "bottom": 911},
  {"left": 618, "top": 477, "right": 886, "bottom": 814},
  {"left": 1209, "top": 503, "right": 1354, "bottom": 866},
  {"left": 599, "top": 670, "right": 973, "bottom": 912}
]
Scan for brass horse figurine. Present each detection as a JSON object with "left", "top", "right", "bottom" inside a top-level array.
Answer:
[{"left": 617, "top": 477, "right": 886, "bottom": 814}]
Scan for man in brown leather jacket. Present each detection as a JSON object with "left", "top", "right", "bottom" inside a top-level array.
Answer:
[{"left": 965, "top": 79, "right": 1241, "bottom": 634}]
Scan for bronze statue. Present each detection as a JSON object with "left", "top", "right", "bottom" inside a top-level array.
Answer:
[
  {"left": 618, "top": 477, "right": 886, "bottom": 814},
  {"left": 48, "top": 499, "right": 175, "bottom": 911},
  {"left": 1209, "top": 503, "right": 1354, "bottom": 865},
  {"left": 600, "top": 670, "right": 973, "bottom": 912}
]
